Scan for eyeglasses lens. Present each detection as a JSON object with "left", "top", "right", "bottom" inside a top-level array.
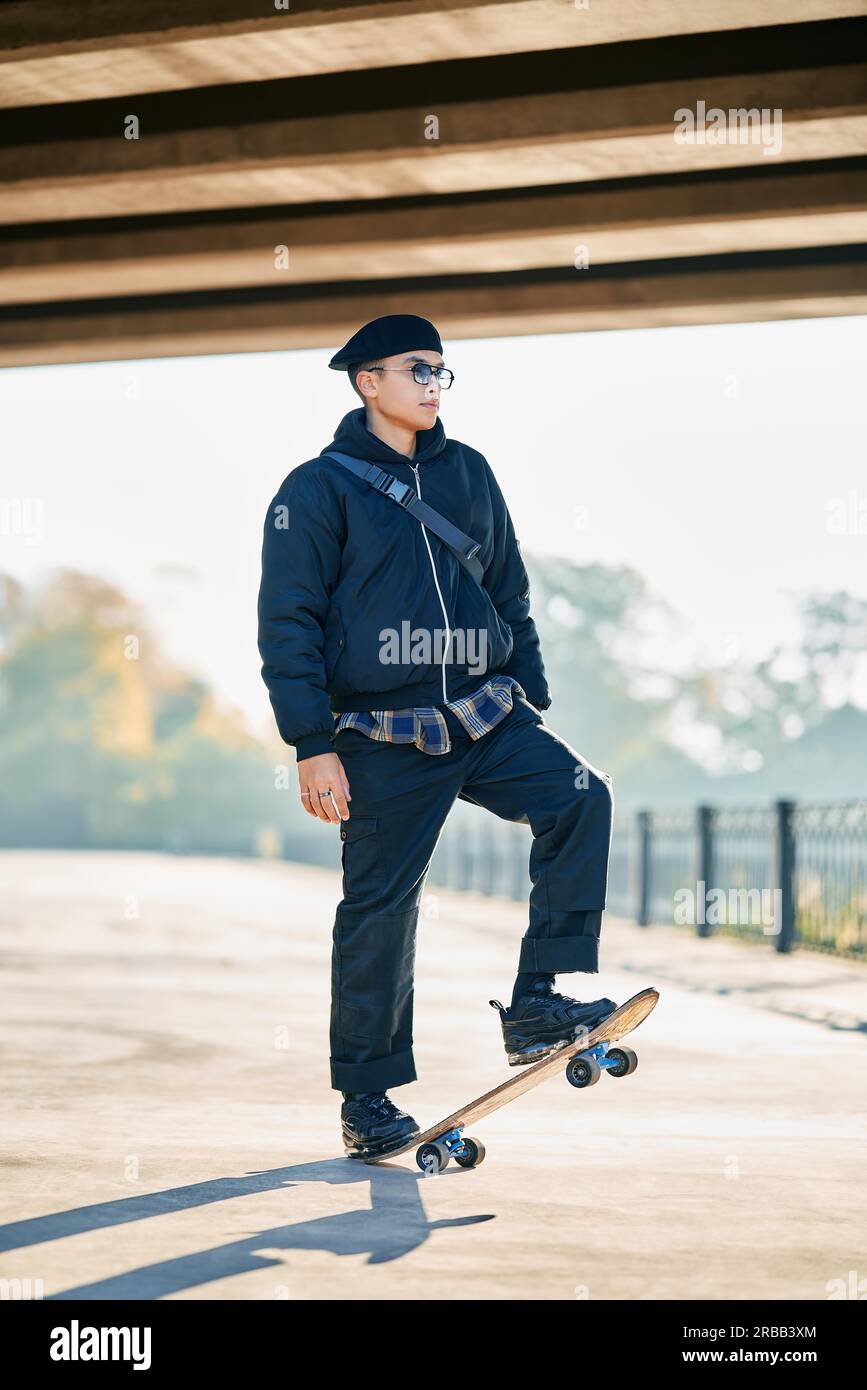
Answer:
[{"left": 413, "top": 365, "right": 453, "bottom": 388}]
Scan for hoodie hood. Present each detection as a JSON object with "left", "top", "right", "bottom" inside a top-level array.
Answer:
[{"left": 320, "top": 406, "right": 447, "bottom": 470}]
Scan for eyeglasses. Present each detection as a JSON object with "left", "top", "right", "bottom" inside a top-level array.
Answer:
[{"left": 368, "top": 364, "right": 455, "bottom": 389}]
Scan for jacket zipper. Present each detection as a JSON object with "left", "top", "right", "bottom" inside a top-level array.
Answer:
[{"left": 410, "top": 460, "right": 451, "bottom": 703}]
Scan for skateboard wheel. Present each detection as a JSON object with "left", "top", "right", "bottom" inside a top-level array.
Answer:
[
  {"left": 607, "top": 1046, "right": 638, "bottom": 1077},
  {"left": 454, "top": 1136, "right": 486, "bottom": 1168},
  {"left": 416, "top": 1140, "right": 451, "bottom": 1174},
  {"left": 565, "top": 1054, "right": 601, "bottom": 1088}
]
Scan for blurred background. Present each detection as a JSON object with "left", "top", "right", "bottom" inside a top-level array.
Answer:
[
  {"left": 2, "top": 314, "right": 866, "bottom": 957},
  {"left": 2, "top": 2, "right": 866, "bottom": 960}
]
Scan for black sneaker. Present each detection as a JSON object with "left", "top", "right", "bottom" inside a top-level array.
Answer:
[
  {"left": 490, "top": 983, "right": 618, "bottom": 1066},
  {"left": 341, "top": 1091, "right": 421, "bottom": 1160}
]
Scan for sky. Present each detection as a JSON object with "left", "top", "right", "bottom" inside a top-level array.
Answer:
[{"left": 1, "top": 313, "right": 866, "bottom": 741}]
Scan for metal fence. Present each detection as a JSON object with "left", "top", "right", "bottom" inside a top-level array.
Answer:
[{"left": 426, "top": 799, "right": 867, "bottom": 960}]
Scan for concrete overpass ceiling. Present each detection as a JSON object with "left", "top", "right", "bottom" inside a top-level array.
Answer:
[{"left": 0, "top": 3, "right": 865, "bottom": 364}]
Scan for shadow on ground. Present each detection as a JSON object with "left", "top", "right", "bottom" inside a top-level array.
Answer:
[{"left": 0, "top": 1161, "right": 495, "bottom": 1297}]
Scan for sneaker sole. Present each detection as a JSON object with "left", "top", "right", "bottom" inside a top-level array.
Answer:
[
  {"left": 504, "top": 1011, "right": 612, "bottom": 1064},
  {"left": 344, "top": 1128, "right": 421, "bottom": 1161},
  {"left": 506, "top": 1041, "right": 564, "bottom": 1066}
]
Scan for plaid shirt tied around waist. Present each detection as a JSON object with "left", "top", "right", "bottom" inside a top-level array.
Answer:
[{"left": 332, "top": 675, "right": 530, "bottom": 755}]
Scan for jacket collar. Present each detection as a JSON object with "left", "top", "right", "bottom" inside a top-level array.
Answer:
[{"left": 321, "top": 406, "right": 447, "bottom": 470}]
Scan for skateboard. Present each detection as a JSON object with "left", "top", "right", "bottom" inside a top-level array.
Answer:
[{"left": 347, "top": 986, "right": 659, "bottom": 1170}]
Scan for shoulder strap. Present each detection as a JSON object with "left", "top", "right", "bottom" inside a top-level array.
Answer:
[{"left": 323, "top": 450, "right": 485, "bottom": 586}]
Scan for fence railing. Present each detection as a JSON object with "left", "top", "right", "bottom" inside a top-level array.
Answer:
[{"left": 426, "top": 799, "right": 867, "bottom": 960}]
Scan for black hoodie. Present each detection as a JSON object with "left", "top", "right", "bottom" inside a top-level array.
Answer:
[{"left": 257, "top": 406, "right": 550, "bottom": 761}]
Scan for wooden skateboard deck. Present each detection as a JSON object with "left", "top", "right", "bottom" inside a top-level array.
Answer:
[{"left": 348, "top": 986, "right": 659, "bottom": 1169}]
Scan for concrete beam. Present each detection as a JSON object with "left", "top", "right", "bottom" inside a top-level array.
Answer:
[
  {"left": 2, "top": 165, "right": 867, "bottom": 304},
  {"left": 1, "top": 66, "right": 865, "bottom": 226},
  {"left": 2, "top": 255, "right": 864, "bottom": 366},
  {"left": 0, "top": 0, "right": 863, "bottom": 107}
]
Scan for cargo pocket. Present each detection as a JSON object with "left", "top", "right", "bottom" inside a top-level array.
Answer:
[
  {"left": 339, "top": 814, "right": 385, "bottom": 900},
  {"left": 335, "top": 903, "right": 416, "bottom": 1040}
]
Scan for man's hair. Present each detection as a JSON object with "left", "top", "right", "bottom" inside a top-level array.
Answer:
[{"left": 348, "top": 359, "right": 383, "bottom": 402}]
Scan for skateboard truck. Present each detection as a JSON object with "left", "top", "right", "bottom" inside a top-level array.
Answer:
[
  {"left": 416, "top": 1128, "right": 487, "bottom": 1175},
  {"left": 565, "top": 1037, "right": 638, "bottom": 1088}
]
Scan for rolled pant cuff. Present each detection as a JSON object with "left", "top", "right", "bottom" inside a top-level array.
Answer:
[
  {"left": 518, "top": 934, "right": 600, "bottom": 973},
  {"left": 330, "top": 1047, "right": 417, "bottom": 1094}
]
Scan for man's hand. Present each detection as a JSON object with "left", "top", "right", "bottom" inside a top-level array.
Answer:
[{"left": 298, "top": 751, "right": 351, "bottom": 824}]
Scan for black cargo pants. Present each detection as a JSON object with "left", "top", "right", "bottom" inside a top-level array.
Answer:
[{"left": 329, "top": 693, "right": 614, "bottom": 1093}]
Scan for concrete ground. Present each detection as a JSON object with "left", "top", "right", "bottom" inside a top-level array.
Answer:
[{"left": 0, "top": 848, "right": 865, "bottom": 1301}]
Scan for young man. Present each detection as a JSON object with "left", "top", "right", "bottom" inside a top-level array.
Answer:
[{"left": 257, "top": 313, "right": 616, "bottom": 1160}]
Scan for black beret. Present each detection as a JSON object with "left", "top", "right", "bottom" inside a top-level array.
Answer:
[{"left": 328, "top": 314, "right": 443, "bottom": 371}]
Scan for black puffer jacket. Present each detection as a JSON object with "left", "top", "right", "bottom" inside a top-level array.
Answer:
[{"left": 257, "top": 406, "right": 551, "bottom": 761}]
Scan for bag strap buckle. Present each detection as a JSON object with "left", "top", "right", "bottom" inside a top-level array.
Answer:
[{"left": 368, "top": 468, "right": 415, "bottom": 509}]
